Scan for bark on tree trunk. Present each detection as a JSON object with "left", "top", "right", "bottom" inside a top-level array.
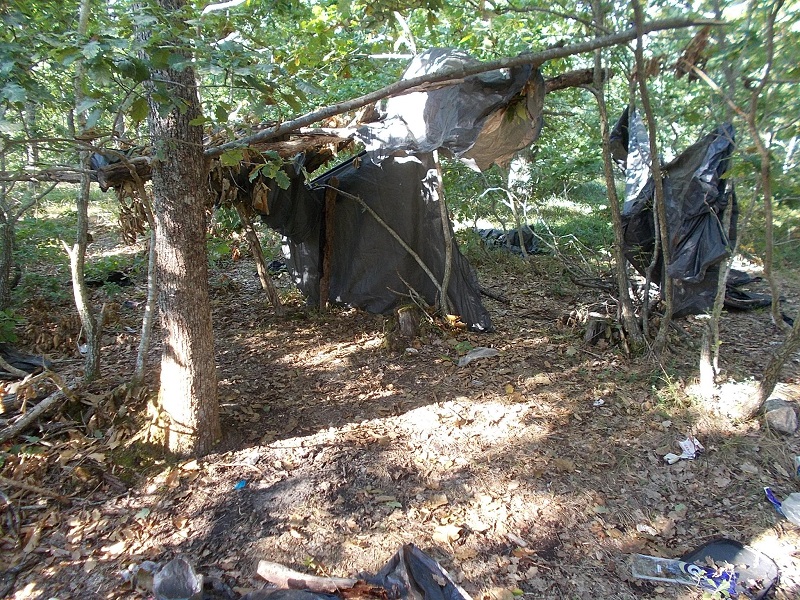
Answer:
[
  {"left": 0, "top": 217, "right": 12, "bottom": 311},
  {"left": 633, "top": 0, "right": 673, "bottom": 353},
  {"left": 143, "top": 0, "right": 220, "bottom": 456},
  {"left": 740, "top": 314, "right": 800, "bottom": 420}
]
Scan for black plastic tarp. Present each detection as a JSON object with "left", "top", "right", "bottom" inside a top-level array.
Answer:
[
  {"left": 253, "top": 47, "right": 555, "bottom": 331},
  {"left": 355, "top": 48, "right": 545, "bottom": 171},
  {"left": 613, "top": 108, "right": 737, "bottom": 317},
  {"left": 259, "top": 152, "right": 493, "bottom": 332}
]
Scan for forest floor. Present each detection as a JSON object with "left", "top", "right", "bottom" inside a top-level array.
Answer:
[{"left": 1, "top": 228, "right": 800, "bottom": 600}]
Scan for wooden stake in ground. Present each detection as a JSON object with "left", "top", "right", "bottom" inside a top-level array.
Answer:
[
  {"left": 320, "top": 177, "right": 339, "bottom": 311},
  {"left": 233, "top": 201, "right": 285, "bottom": 316},
  {"left": 432, "top": 151, "right": 453, "bottom": 317}
]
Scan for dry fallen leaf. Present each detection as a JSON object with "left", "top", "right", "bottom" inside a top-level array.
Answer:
[
  {"left": 552, "top": 458, "right": 576, "bottom": 472},
  {"left": 432, "top": 524, "right": 461, "bottom": 544}
]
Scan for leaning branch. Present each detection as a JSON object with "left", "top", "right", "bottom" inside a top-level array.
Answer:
[{"left": 205, "top": 17, "right": 715, "bottom": 156}]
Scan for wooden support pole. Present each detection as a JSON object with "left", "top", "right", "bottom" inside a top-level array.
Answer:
[
  {"left": 233, "top": 201, "right": 286, "bottom": 316},
  {"left": 319, "top": 177, "right": 339, "bottom": 310}
]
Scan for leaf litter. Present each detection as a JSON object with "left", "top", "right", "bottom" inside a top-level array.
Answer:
[{"left": 0, "top": 247, "right": 799, "bottom": 600}]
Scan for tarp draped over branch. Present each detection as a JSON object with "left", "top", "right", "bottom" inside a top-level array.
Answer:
[
  {"left": 355, "top": 48, "right": 545, "bottom": 171},
  {"left": 204, "top": 16, "right": 713, "bottom": 157},
  {"left": 612, "top": 108, "right": 737, "bottom": 317},
  {"left": 254, "top": 151, "right": 494, "bottom": 332}
]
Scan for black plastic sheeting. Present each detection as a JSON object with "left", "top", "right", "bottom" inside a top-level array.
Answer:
[
  {"left": 355, "top": 48, "right": 545, "bottom": 171},
  {"left": 611, "top": 108, "right": 737, "bottom": 317},
  {"left": 475, "top": 225, "right": 541, "bottom": 256},
  {"left": 258, "top": 152, "right": 494, "bottom": 332},
  {"left": 242, "top": 545, "right": 473, "bottom": 600}
]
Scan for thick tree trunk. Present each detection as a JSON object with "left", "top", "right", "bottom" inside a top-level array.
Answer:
[{"left": 143, "top": 0, "right": 220, "bottom": 456}]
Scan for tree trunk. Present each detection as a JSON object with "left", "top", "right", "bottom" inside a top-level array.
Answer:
[
  {"left": 590, "top": 0, "right": 643, "bottom": 349},
  {"left": 0, "top": 216, "right": 12, "bottom": 311},
  {"left": 142, "top": 0, "right": 220, "bottom": 457},
  {"left": 739, "top": 313, "right": 800, "bottom": 420},
  {"left": 632, "top": 0, "right": 673, "bottom": 353},
  {"left": 133, "top": 227, "right": 157, "bottom": 386},
  {"left": 70, "top": 0, "right": 102, "bottom": 382},
  {"left": 747, "top": 0, "right": 785, "bottom": 329}
]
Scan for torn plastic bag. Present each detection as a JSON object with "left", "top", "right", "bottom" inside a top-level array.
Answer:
[
  {"left": 616, "top": 107, "right": 737, "bottom": 317},
  {"left": 355, "top": 48, "right": 545, "bottom": 172},
  {"left": 365, "top": 544, "right": 472, "bottom": 600}
]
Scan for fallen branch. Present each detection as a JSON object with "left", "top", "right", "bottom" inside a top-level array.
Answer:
[
  {"left": 256, "top": 561, "right": 358, "bottom": 592},
  {"left": 479, "top": 286, "right": 510, "bottom": 304},
  {"left": 0, "top": 388, "right": 67, "bottom": 444},
  {"left": 0, "top": 474, "right": 71, "bottom": 504},
  {"left": 0, "top": 355, "right": 28, "bottom": 378}
]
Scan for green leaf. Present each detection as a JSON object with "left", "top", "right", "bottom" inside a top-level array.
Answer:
[
  {"left": 274, "top": 170, "right": 291, "bottom": 189},
  {"left": 189, "top": 116, "right": 210, "bottom": 126},
  {"left": 279, "top": 91, "right": 303, "bottom": 112},
  {"left": 75, "top": 97, "right": 99, "bottom": 115},
  {"left": 117, "top": 57, "right": 150, "bottom": 83},
  {"left": 130, "top": 97, "right": 149, "bottom": 124},
  {"left": 1, "top": 83, "right": 26, "bottom": 104},
  {"left": 220, "top": 148, "right": 244, "bottom": 167},
  {"left": 82, "top": 40, "right": 102, "bottom": 60},
  {"left": 214, "top": 102, "right": 232, "bottom": 123}
]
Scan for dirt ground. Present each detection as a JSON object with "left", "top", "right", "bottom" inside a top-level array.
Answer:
[{"left": 1, "top": 236, "right": 799, "bottom": 600}]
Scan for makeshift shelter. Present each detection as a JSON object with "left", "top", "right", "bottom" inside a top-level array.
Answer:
[
  {"left": 252, "top": 47, "right": 547, "bottom": 331},
  {"left": 610, "top": 108, "right": 738, "bottom": 317},
  {"left": 89, "top": 48, "right": 556, "bottom": 330},
  {"left": 256, "top": 151, "right": 494, "bottom": 331}
]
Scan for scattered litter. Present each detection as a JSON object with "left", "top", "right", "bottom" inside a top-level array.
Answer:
[
  {"left": 153, "top": 556, "right": 203, "bottom": 600},
  {"left": 592, "top": 398, "right": 605, "bottom": 407},
  {"left": 630, "top": 553, "right": 737, "bottom": 595},
  {"left": 234, "top": 480, "right": 247, "bottom": 491},
  {"left": 458, "top": 347, "right": 499, "bottom": 367},
  {"left": 764, "top": 487, "right": 800, "bottom": 526},
  {"left": 681, "top": 539, "right": 779, "bottom": 600},
  {"left": 250, "top": 544, "right": 472, "bottom": 600},
  {"left": 794, "top": 455, "right": 800, "bottom": 478},
  {"left": 663, "top": 434, "right": 704, "bottom": 464},
  {"left": 121, "top": 557, "right": 204, "bottom": 600}
]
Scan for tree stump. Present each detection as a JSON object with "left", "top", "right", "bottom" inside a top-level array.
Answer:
[{"left": 385, "top": 305, "right": 422, "bottom": 352}]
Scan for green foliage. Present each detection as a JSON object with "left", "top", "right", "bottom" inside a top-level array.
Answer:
[{"left": 0, "top": 309, "right": 21, "bottom": 343}]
